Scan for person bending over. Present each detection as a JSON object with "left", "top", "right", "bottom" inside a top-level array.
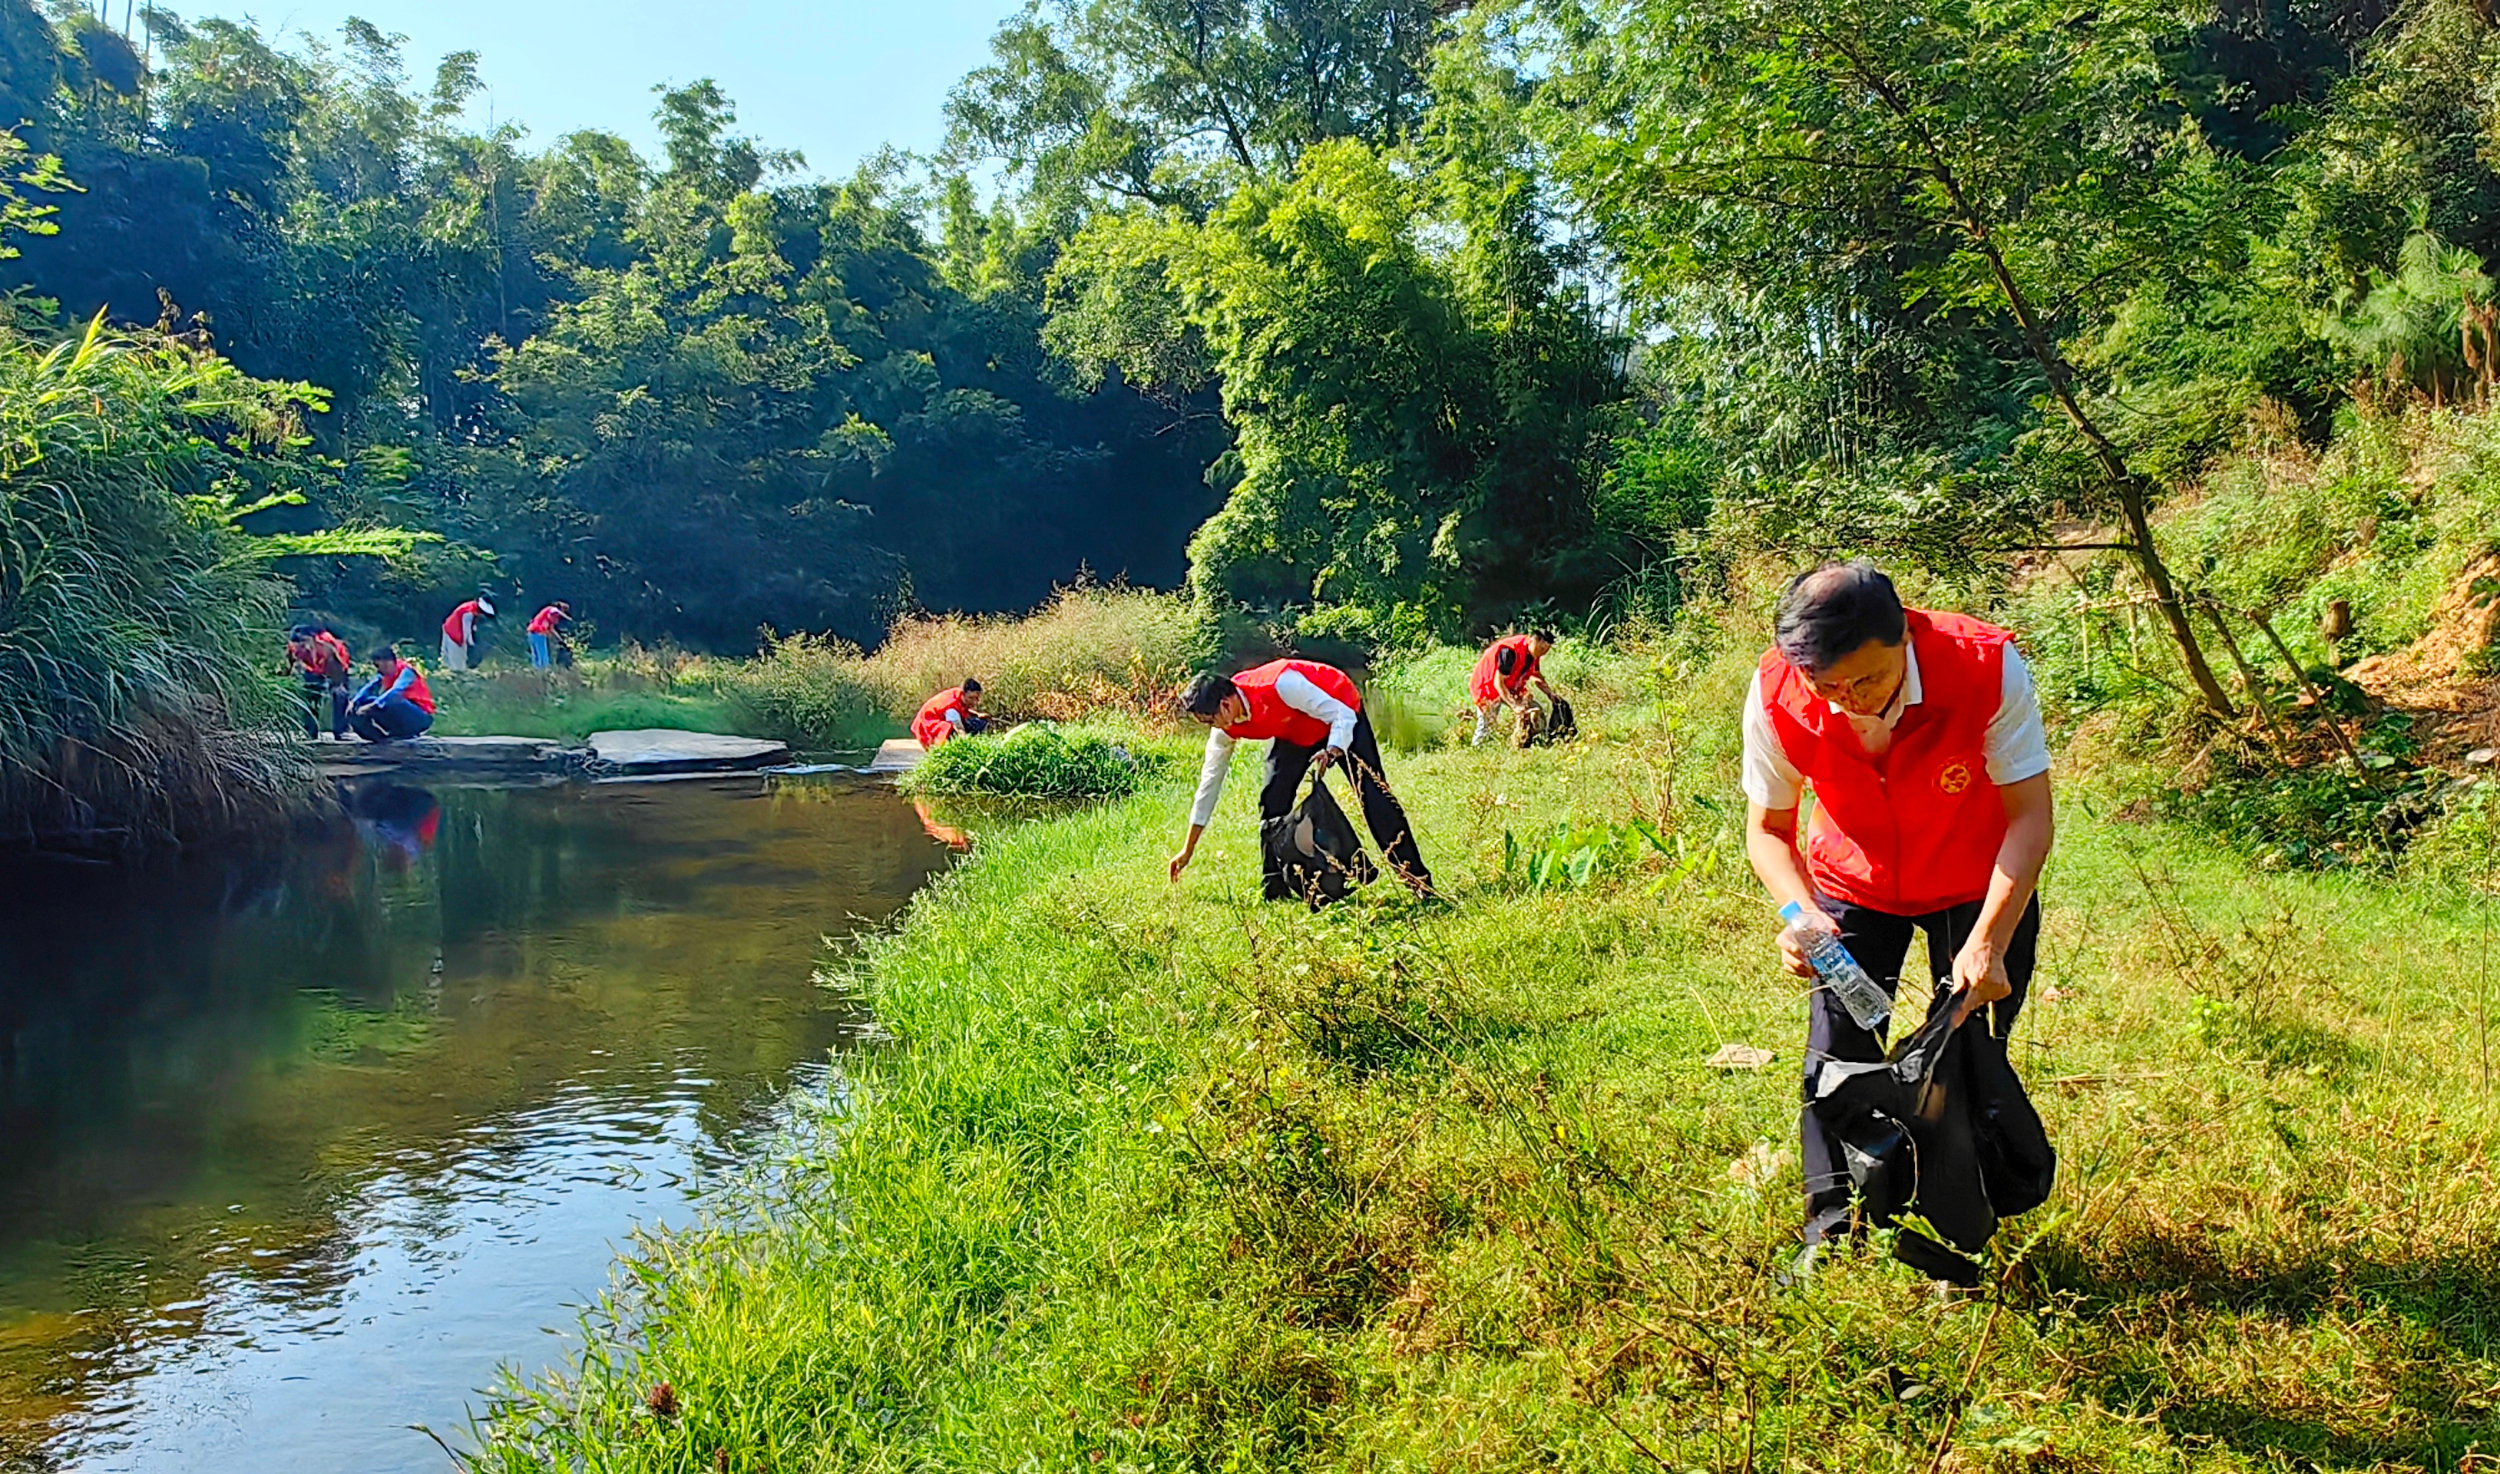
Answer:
[
  {"left": 526, "top": 602, "right": 572, "bottom": 668},
  {"left": 1169, "top": 658, "right": 1434, "bottom": 899},
  {"left": 287, "top": 624, "right": 353, "bottom": 740},
  {"left": 1739, "top": 562, "right": 2054, "bottom": 1258},
  {"left": 1470, "top": 629, "right": 1558, "bottom": 745},
  {"left": 912, "top": 679, "right": 988, "bottom": 748},
  {"left": 348, "top": 646, "right": 437, "bottom": 742},
  {"left": 440, "top": 594, "right": 495, "bottom": 671}
]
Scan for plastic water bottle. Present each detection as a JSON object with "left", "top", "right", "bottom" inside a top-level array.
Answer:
[{"left": 1779, "top": 901, "right": 1892, "bottom": 1032}]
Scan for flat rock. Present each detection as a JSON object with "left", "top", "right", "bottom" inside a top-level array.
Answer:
[
  {"left": 862, "top": 738, "right": 925, "bottom": 775},
  {"left": 586, "top": 729, "right": 791, "bottom": 774},
  {"left": 311, "top": 734, "right": 574, "bottom": 776}
]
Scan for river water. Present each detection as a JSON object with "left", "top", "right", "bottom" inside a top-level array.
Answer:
[{"left": 0, "top": 774, "right": 957, "bottom": 1473}]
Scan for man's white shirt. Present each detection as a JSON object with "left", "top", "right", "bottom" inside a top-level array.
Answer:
[{"left": 1739, "top": 643, "right": 2051, "bottom": 811}]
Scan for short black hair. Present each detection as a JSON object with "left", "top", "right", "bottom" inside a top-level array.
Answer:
[
  {"left": 1529, "top": 628, "right": 1559, "bottom": 644},
  {"left": 369, "top": 644, "right": 400, "bottom": 663},
  {"left": 1179, "top": 672, "right": 1238, "bottom": 717},
  {"left": 288, "top": 624, "right": 312, "bottom": 640},
  {"left": 962, "top": 677, "right": 982, "bottom": 694},
  {"left": 1774, "top": 560, "right": 1906, "bottom": 673}
]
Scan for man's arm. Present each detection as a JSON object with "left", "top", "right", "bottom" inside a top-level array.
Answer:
[
  {"left": 1948, "top": 773, "right": 2053, "bottom": 1022},
  {"left": 1739, "top": 672, "right": 1825, "bottom": 977},
  {"left": 1745, "top": 803, "right": 1829, "bottom": 979},
  {"left": 1169, "top": 727, "right": 1235, "bottom": 880},
  {"left": 1272, "top": 670, "right": 1358, "bottom": 757}
]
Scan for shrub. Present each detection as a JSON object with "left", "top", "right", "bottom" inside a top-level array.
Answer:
[
  {"left": 899, "top": 723, "right": 1168, "bottom": 800},
  {"left": 711, "top": 634, "right": 892, "bottom": 751},
  {"left": 0, "top": 323, "right": 410, "bottom": 851},
  {"left": 863, "top": 585, "right": 1211, "bottom": 724}
]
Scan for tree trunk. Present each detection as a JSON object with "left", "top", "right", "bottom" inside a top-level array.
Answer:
[{"left": 1822, "top": 28, "right": 2241, "bottom": 719}]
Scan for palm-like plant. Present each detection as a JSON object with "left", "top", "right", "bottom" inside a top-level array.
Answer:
[{"left": 2325, "top": 207, "right": 2499, "bottom": 405}]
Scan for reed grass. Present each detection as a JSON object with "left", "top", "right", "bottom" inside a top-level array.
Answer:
[{"left": 0, "top": 320, "right": 405, "bottom": 851}]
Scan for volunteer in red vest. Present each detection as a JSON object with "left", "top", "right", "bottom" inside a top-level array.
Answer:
[
  {"left": 526, "top": 602, "right": 572, "bottom": 668},
  {"left": 347, "top": 644, "right": 437, "bottom": 742},
  {"left": 1741, "top": 562, "right": 2053, "bottom": 1255},
  {"left": 1169, "top": 658, "right": 1434, "bottom": 899},
  {"left": 286, "top": 624, "right": 354, "bottom": 740},
  {"left": 440, "top": 594, "right": 495, "bottom": 671},
  {"left": 1470, "top": 629, "right": 1558, "bottom": 745},
  {"left": 912, "top": 679, "right": 987, "bottom": 748}
]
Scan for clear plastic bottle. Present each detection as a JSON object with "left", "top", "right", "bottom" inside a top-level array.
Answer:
[{"left": 1779, "top": 901, "right": 1892, "bottom": 1032}]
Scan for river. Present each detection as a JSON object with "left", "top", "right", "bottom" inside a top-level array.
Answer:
[{"left": 0, "top": 774, "right": 957, "bottom": 1473}]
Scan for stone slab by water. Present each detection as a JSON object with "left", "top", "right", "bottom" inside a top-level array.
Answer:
[
  {"left": 585, "top": 728, "right": 791, "bottom": 773},
  {"left": 313, "top": 734, "right": 573, "bottom": 778},
  {"left": 863, "top": 738, "right": 925, "bottom": 774},
  {"left": 302, "top": 730, "right": 794, "bottom": 780}
]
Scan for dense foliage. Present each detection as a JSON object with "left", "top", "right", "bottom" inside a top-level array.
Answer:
[
  {"left": 0, "top": 318, "right": 406, "bottom": 849},
  {"left": 0, "top": 2, "right": 1226, "bottom": 646}
]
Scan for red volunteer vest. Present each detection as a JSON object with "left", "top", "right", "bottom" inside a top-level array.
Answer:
[
  {"left": 443, "top": 600, "right": 484, "bottom": 642},
  {"left": 1470, "top": 635, "right": 1541, "bottom": 704},
  {"left": 528, "top": 606, "right": 566, "bottom": 635},
  {"left": 1226, "top": 660, "right": 1361, "bottom": 748},
  {"left": 389, "top": 666, "right": 437, "bottom": 714},
  {"left": 1758, "top": 610, "right": 2010, "bottom": 915},
  {"left": 913, "top": 688, "right": 970, "bottom": 748}
]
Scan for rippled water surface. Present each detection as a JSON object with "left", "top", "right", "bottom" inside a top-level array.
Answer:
[{"left": 0, "top": 774, "right": 956, "bottom": 1473}]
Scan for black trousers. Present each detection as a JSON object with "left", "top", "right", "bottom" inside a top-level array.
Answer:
[
  {"left": 1259, "top": 709, "right": 1432, "bottom": 894},
  {"left": 299, "top": 675, "right": 346, "bottom": 739},
  {"left": 1800, "top": 894, "right": 2040, "bottom": 1244}
]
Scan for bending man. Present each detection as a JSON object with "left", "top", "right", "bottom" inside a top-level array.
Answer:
[
  {"left": 912, "top": 679, "right": 988, "bottom": 748},
  {"left": 1470, "top": 629, "right": 1557, "bottom": 745},
  {"left": 1170, "top": 658, "right": 1434, "bottom": 899},
  {"left": 527, "top": 602, "right": 572, "bottom": 668},
  {"left": 440, "top": 594, "right": 495, "bottom": 671},
  {"left": 1739, "top": 562, "right": 2054, "bottom": 1257}
]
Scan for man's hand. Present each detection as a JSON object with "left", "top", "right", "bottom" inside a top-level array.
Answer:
[
  {"left": 1168, "top": 849, "right": 1193, "bottom": 882},
  {"left": 1312, "top": 745, "right": 1346, "bottom": 774},
  {"left": 1949, "top": 932, "right": 2013, "bottom": 1026},
  {"left": 1777, "top": 902, "right": 1839, "bottom": 980}
]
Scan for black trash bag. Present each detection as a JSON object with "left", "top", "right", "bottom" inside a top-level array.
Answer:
[
  {"left": 1515, "top": 695, "right": 1577, "bottom": 749},
  {"left": 1808, "top": 998, "right": 2055, "bottom": 1283},
  {"left": 1262, "top": 771, "right": 1378, "bottom": 908}
]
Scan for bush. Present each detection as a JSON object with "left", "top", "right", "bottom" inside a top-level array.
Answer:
[
  {"left": 899, "top": 723, "right": 1168, "bottom": 800},
  {"left": 863, "top": 585, "right": 1211, "bottom": 724},
  {"left": 710, "top": 634, "right": 893, "bottom": 752},
  {"left": 0, "top": 324, "right": 406, "bottom": 851}
]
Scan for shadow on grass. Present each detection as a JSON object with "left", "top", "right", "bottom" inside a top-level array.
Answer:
[{"left": 2036, "top": 1226, "right": 2500, "bottom": 1463}]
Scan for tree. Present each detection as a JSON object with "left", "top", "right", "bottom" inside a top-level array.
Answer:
[
  {"left": 1551, "top": 0, "right": 2243, "bottom": 715},
  {"left": 1051, "top": 137, "right": 1617, "bottom": 641},
  {"left": 947, "top": 0, "right": 1446, "bottom": 215}
]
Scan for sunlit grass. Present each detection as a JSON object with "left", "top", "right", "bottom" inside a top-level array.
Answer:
[{"left": 465, "top": 634, "right": 2500, "bottom": 1471}]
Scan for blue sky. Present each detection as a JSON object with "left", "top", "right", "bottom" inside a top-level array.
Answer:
[{"left": 227, "top": 0, "right": 1024, "bottom": 179}]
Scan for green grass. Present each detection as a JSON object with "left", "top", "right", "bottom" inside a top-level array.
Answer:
[
  {"left": 899, "top": 722, "right": 1173, "bottom": 800},
  {"left": 426, "top": 667, "right": 749, "bottom": 742},
  {"left": 466, "top": 626, "right": 2500, "bottom": 1472}
]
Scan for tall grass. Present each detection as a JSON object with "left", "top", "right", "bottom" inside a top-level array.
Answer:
[{"left": 0, "top": 321, "right": 402, "bottom": 851}]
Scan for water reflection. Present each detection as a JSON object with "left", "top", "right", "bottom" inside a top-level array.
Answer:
[{"left": 0, "top": 774, "right": 952, "bottom": 1473}]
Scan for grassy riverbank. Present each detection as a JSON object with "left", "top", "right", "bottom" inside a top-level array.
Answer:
[
  {"left": 424, "top": 586, "right": 1201, "bottom": 750},
  {"left": 470, "top": 613, "right": 2500, "bottom": 1472}
]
